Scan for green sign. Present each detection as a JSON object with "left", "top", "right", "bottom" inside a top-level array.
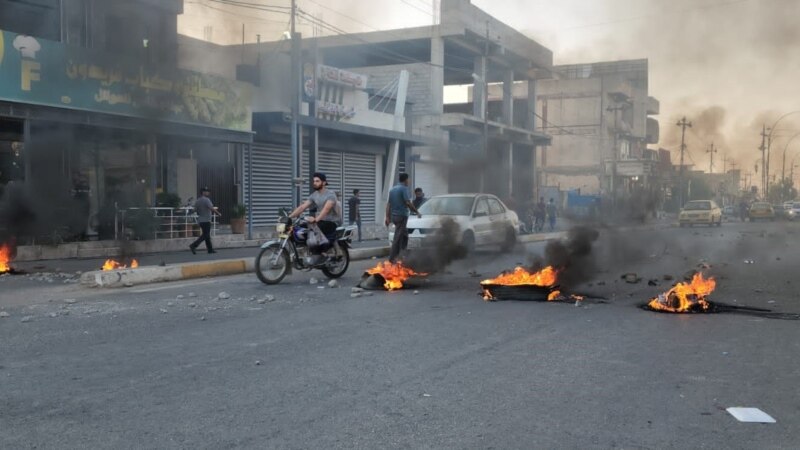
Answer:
[{"left": 0, "top": 30, "right": 252, "bottom": 131}]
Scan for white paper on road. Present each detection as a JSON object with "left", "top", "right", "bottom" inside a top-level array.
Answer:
[{"left": 726, "top": 407, "right": 776, "bottom": 423}]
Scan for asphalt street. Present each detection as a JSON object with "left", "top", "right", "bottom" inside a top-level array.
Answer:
[{"left": 1, "top": 221, "right": 799, "bottom": 449}]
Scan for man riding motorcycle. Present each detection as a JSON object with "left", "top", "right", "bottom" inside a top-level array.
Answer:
[{"left": 288, "top": 172, "right": 339, "bottom": 266}]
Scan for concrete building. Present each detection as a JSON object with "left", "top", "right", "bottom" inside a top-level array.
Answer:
[
  {"left": 0, "top": 0, "right": 254, "bottom": 243},
  {"left": 295, "top": 0, "right": 554, "bottom": 202},
  {"left": 487, "top": 59, "right": 659, "bottom": 200}
]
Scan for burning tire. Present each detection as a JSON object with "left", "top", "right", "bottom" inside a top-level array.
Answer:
[
  {"left": 321, "top": 245, "right": 349, "bottom": 279},
  {"left": 255, "top": 243, "right": 290, "bottom": 285}
]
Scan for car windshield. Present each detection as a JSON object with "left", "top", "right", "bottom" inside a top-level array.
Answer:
[
  {"left": 418, "top": 196, "right": 474, "bottom": 215},
  {"left": 683, "top": 201, "right": 711, "bottom": 211},
  {"left": 752, "top": 203, "right": 770, "bottom": 208}
]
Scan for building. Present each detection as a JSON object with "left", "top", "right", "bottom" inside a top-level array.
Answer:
[
  {"left": 0, "top": 0, "right": 254, "bottom": 243},
  {"left": 489, "top": 59, "right": 659, "bottom": 201}
]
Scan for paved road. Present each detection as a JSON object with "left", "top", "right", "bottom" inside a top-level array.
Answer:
[{"left": 1, "top": 221, "right": 799, "bottom": 448}]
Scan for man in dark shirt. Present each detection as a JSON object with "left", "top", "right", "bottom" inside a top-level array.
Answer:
[
  {"left": 348, "top": 189, "right": 362, "bottom": 242},
  {"left": 412, "top": 187, "right": 427, "bottom": 209},
  {"left": 190, "top": 186, "right": 220, "bottom": 254}
]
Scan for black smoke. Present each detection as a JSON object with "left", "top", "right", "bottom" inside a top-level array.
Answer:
[
  {"left": 528, "top": 226, "right": 600, "bottom": 288},
  {"left": 403, "top": 217, "right": 469, "bottom": 273}
]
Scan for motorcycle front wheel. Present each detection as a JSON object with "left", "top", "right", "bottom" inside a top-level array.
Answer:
[
  {"left": 255, "top": 243, "right": 290, "bottom": 285},
  {"left": 321, "top": 244, "right": 349, "bottom": 279}
]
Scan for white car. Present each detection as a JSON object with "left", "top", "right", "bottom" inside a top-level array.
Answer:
[
  {"left": 786, "top": 202, "right": 800, "bottom": 221},
  {"left": 389, "top": 194, "right": 520, "bottom": 251}
]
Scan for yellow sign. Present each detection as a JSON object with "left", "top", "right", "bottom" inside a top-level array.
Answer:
[{"left": 0, "top": 31, "right": 5, "bottom": 66}]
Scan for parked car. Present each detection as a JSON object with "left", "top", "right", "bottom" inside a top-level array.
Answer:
[
  {"left": 748, "top": 202, "right": 775, "bottom": 221},
  {"left": 773, "top": 204, "right": 787, "bottom": 219},
  {"left": 389, "top": 194, "right": 520, "bottom": 251},
  {"left": 679, "top": 200, "right": 722, "bottom": 227},
  {"left": 786, "top": 202, "right": 800, "bottom": 221}
]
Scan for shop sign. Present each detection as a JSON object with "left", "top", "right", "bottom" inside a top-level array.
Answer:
[
  {"left": 316, "top": 100, "right": 355, "bottom": 119},
  {"left": 316, "top": 64, "right": 367, "bottom": 89},
  {"left": 0, "top": 29, "right": 252, "bottom": 131}
]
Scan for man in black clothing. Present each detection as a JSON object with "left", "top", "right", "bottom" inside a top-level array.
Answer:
[
  {"left": 412, "top": 187, "right": 426, "bottom": 209},
  {"left": 348, "top": 189, "right": 362, "bottom": 242}
]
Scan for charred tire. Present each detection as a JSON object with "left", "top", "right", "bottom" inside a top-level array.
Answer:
[
  {"left": 462, "top": 231, "right": 476, "bottom": 253},
  {"left": 321, "top": 245, "right": 350, "bottom": 279},
  {"left": 255, "top": 244, "right": 290, "bottom": 285},
  {"left": 500, "top": 226, "right": 516, "bottom": 252}
]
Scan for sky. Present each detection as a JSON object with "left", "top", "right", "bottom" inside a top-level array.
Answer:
[{"left": 180, "top": 0, "right": 800, "bottom": 177}]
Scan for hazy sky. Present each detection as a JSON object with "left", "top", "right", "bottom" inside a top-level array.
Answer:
[{"left": 181, "top": 0, "right": 800, "bottom": 176}]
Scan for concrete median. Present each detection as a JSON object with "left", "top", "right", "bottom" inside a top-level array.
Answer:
[{"left": 80, "top": 245, "right": 392, "bottom": 288}]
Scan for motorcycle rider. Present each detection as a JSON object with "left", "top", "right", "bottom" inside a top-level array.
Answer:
[{"left": 289, "top": 172, "right": 340, "bottom": 265}]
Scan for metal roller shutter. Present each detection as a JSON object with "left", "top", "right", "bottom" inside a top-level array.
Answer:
[
  {"left": 244, "top": 145, "right": 293, "bottom": 227},
  {"left": 343, "top": 153, "right": 377, "bottom": 223}
]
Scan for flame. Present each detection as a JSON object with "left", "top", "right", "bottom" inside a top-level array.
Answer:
[
  {"left": 0, "top": 243, "right": 11, "bottom": 273},
  {"left": 366, "top": 261, "right": 427, "bottom": 290},
  {"left": 101, "top": 259, "right": 139, "bottom": 271},
  {"left": 480, "top": 266, "right": 559, "bottom": 287},
  {"left": 547, "top": 290, "right": 561, "bottom": 301},
  {"left": 647, "top": 273, "right": 716, "bottom": 313}
]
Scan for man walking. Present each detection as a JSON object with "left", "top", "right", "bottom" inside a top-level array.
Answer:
[
  {"left": 386, "top": 173, "right": 421, "bottom": 263},
  {"left": 348, "top": 189, "right": 362, "bottom": 242},
  {"left": 546, "top": 198, "right": 558, "bottom": 231},
  {"left": 190, "top": 186, "right": 220, "bottom": 254},
  {"left": 412, "top": 187, "right": 427, "bottom": 209}
]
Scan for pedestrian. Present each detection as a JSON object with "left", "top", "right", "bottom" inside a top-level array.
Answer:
[
  {"left": 412, "top": 187, "right": 427, "bottom": 209},
  {"left": 189, "top": 186, "right": 221, "bottom": 254},
  {"left": 386, "top": 173, "right": 422, "bottom": 263},
  {"left": 288, "top": 172, "right": 339, "bottom": 265},
  {"left": 546, "top": 198, "right": 557, "bottom": 231},
  {"left": 348, "top": 189, "right": 362, "bottom": 242},
  {"left": 534, "top": 196, "right": 546, "bottom": 232}
]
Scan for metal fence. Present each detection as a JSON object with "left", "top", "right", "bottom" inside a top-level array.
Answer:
[{"left": 115, "top": 207, "right": 217, "bottom": 240}]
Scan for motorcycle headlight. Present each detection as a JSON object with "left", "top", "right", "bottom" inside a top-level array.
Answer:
[{"left": 276, "top": 223, "right": 286, "bottom": 233}]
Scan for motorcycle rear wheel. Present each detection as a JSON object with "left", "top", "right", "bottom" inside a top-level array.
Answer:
[
  {"left": 256, "top": 243, "right": 290, "bottom": 285},
  {"left": 321, "top": 244, "right": 349, "bottom": 279}
]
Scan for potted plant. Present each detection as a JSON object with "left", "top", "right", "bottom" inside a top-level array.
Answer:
[{"left": 230, "top": 203, "right": 247, "bottom": 234}]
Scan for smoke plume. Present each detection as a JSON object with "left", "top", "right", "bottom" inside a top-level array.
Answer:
[{"left": 528, "top": 226, "right": 600, "bottom": 288}]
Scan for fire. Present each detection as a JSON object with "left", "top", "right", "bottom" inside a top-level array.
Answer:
[
  {"left": 647, "top": 273, "right": 716, "bottom": 313},
  {"left": 366, "top": 261, "right": 427, "bottom": 290},
  {"left": 102, "top": 259, "right": 139, "bottom": 271},
  {"left": 480, "top": 266, "right": 559, "bottom": 288},
  {"left": 0, "top": 243, "right": 11, "bottom": 273},
  {"left": 547, "top": 290, "right": 561, "bottom": 301}
]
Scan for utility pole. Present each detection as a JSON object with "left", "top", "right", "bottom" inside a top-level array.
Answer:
[
  {"left": 676, "top": 117, "right": 692, "bottom": 207},
  {"left": 290, "top": 0, "right": 301, "bottom": 207},
  {"left": 481, "top": 20, "right": 489, "bottom": 194},
  {"left": 759, "top": 124, "right": 768, "bottom": 199},
  {"left": 706, "top": 141, "right": 717, "bottom": 173},
  {"left": 607, "top": 103, "right": 626, "bottom": 211}
]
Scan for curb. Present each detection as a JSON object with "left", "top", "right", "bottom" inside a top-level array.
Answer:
[{"left": 81, "top": 245, "right": 392, "bottom": 288}]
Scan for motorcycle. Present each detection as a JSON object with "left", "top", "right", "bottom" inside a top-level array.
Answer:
[{"left": 255, "top": 208, "right": 356, "bottom": 285}]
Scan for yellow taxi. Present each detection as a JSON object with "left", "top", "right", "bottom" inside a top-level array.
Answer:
[
  {"left": 679, "top": 200, "right": 722, "bottom": 227},
  {"left": 748, "top": 202, "right": 775, "bottom": 221}
]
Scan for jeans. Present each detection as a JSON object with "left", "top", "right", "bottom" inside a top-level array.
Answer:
[
  {"left": 349, "top": 218, "right": 362, "bottom": 242},
  {"left": 389, "top": 215, "right": 409, "bottom": 263},
  {"left": 191, "top": 221, "right": 213, "bottom": 252}
]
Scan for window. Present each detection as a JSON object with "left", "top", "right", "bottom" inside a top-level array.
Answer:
[
  {"left": 474, "top": 198, "right": 489, "bottom": 217},
  {"left": 487, "top": 198, "right": 505, "bottom": 215},
  {"left": 0, "top": 0, "right": 60, "bottom": 41}
]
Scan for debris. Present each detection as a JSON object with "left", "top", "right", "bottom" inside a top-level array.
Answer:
[
  {"left": 188, "top": 292, "right": 197, "bottom": 298},
  {"left": 622, "top": 273, "right": 641, "bottom": 284},
  {"left": 64, "top": 299, "right": 77, "bottom": 304},
  {"left": 188, "top": 302, "right": 198, "bottom": 308},
  {"left": 413, "top": 290, "right": 420, "bottom": 295},
  {"left": 754, "top": 289, "right": 763, "bottom": 293},
  {"left": 0, "top": 311, "right": 9, "bottom": 318},
  {"left": 363, "top": 291, "right": 374, "bottom": 297},
  {"left": 123, "top": 281, "right": 134, "bottom": 287},
  {"left": 160, "top": 308, "right": 168, "bottom": 314},
  {"left": 663, "top": 274, "right": 674, "bottom": 281},
  {"left": 574, "top": 300, "right": 581, "bottom": 307},
  {"left": 176, "top": 295, "right": 185, "bottom": 299},
  {"left": 743, "top": 259, "right": 754, "bottom": 264},
  {"left": 328, "top": 280, "right": 339, "bottom": 288},
  {"left": 167, "top": 302, "right": 174, "bottom": 307},
  {"left": 726, "top": 407, "right": 776, "bottom": 423},
  {"left": 309, "top": 277, "right": 319, "bottom": 284},
  {"left": 422, "top": 393, "right": 431, "bottom": 397},
  {"left": 48, "top": 312, "right": 58, "bottom": 318},
  {"left": 255, "top": 360, "right": 262, "bottom": 366},
  {"left": 351, "top": 287, "right": 364, "bottom": 294},
  {"left": 597, "top": 281, "right": 606, "bottom": 286},
  {"left": 648, "top": 279, "right": 659, "bottom": 286},
  {"left": 20, "top": 316, "right": 33, "bottom": 323},
  {"left": 218, "top": 292, "right": 231, "bottom": 299},
  {"left": 468, "top": 270, "right": 481, "bottom": 277},
  {"left": 259, "top": 294, "right": 276, "bottom": 304},
  {"left": 317, "top": 286, "right": 325, "bottom": 289},
  {"left": 350, "top": 293, "right": 362, "bottom": 298},
  {"left": 200, "top": 316, "right": 206, "bottom": 321}
]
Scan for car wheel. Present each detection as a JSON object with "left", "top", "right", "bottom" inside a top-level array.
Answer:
[
  {"left": 462, "top": 231, "right": 475, "bottom": 253},
  {"left": 500, "top": 226, "right": 516, "bottom": 252}
]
